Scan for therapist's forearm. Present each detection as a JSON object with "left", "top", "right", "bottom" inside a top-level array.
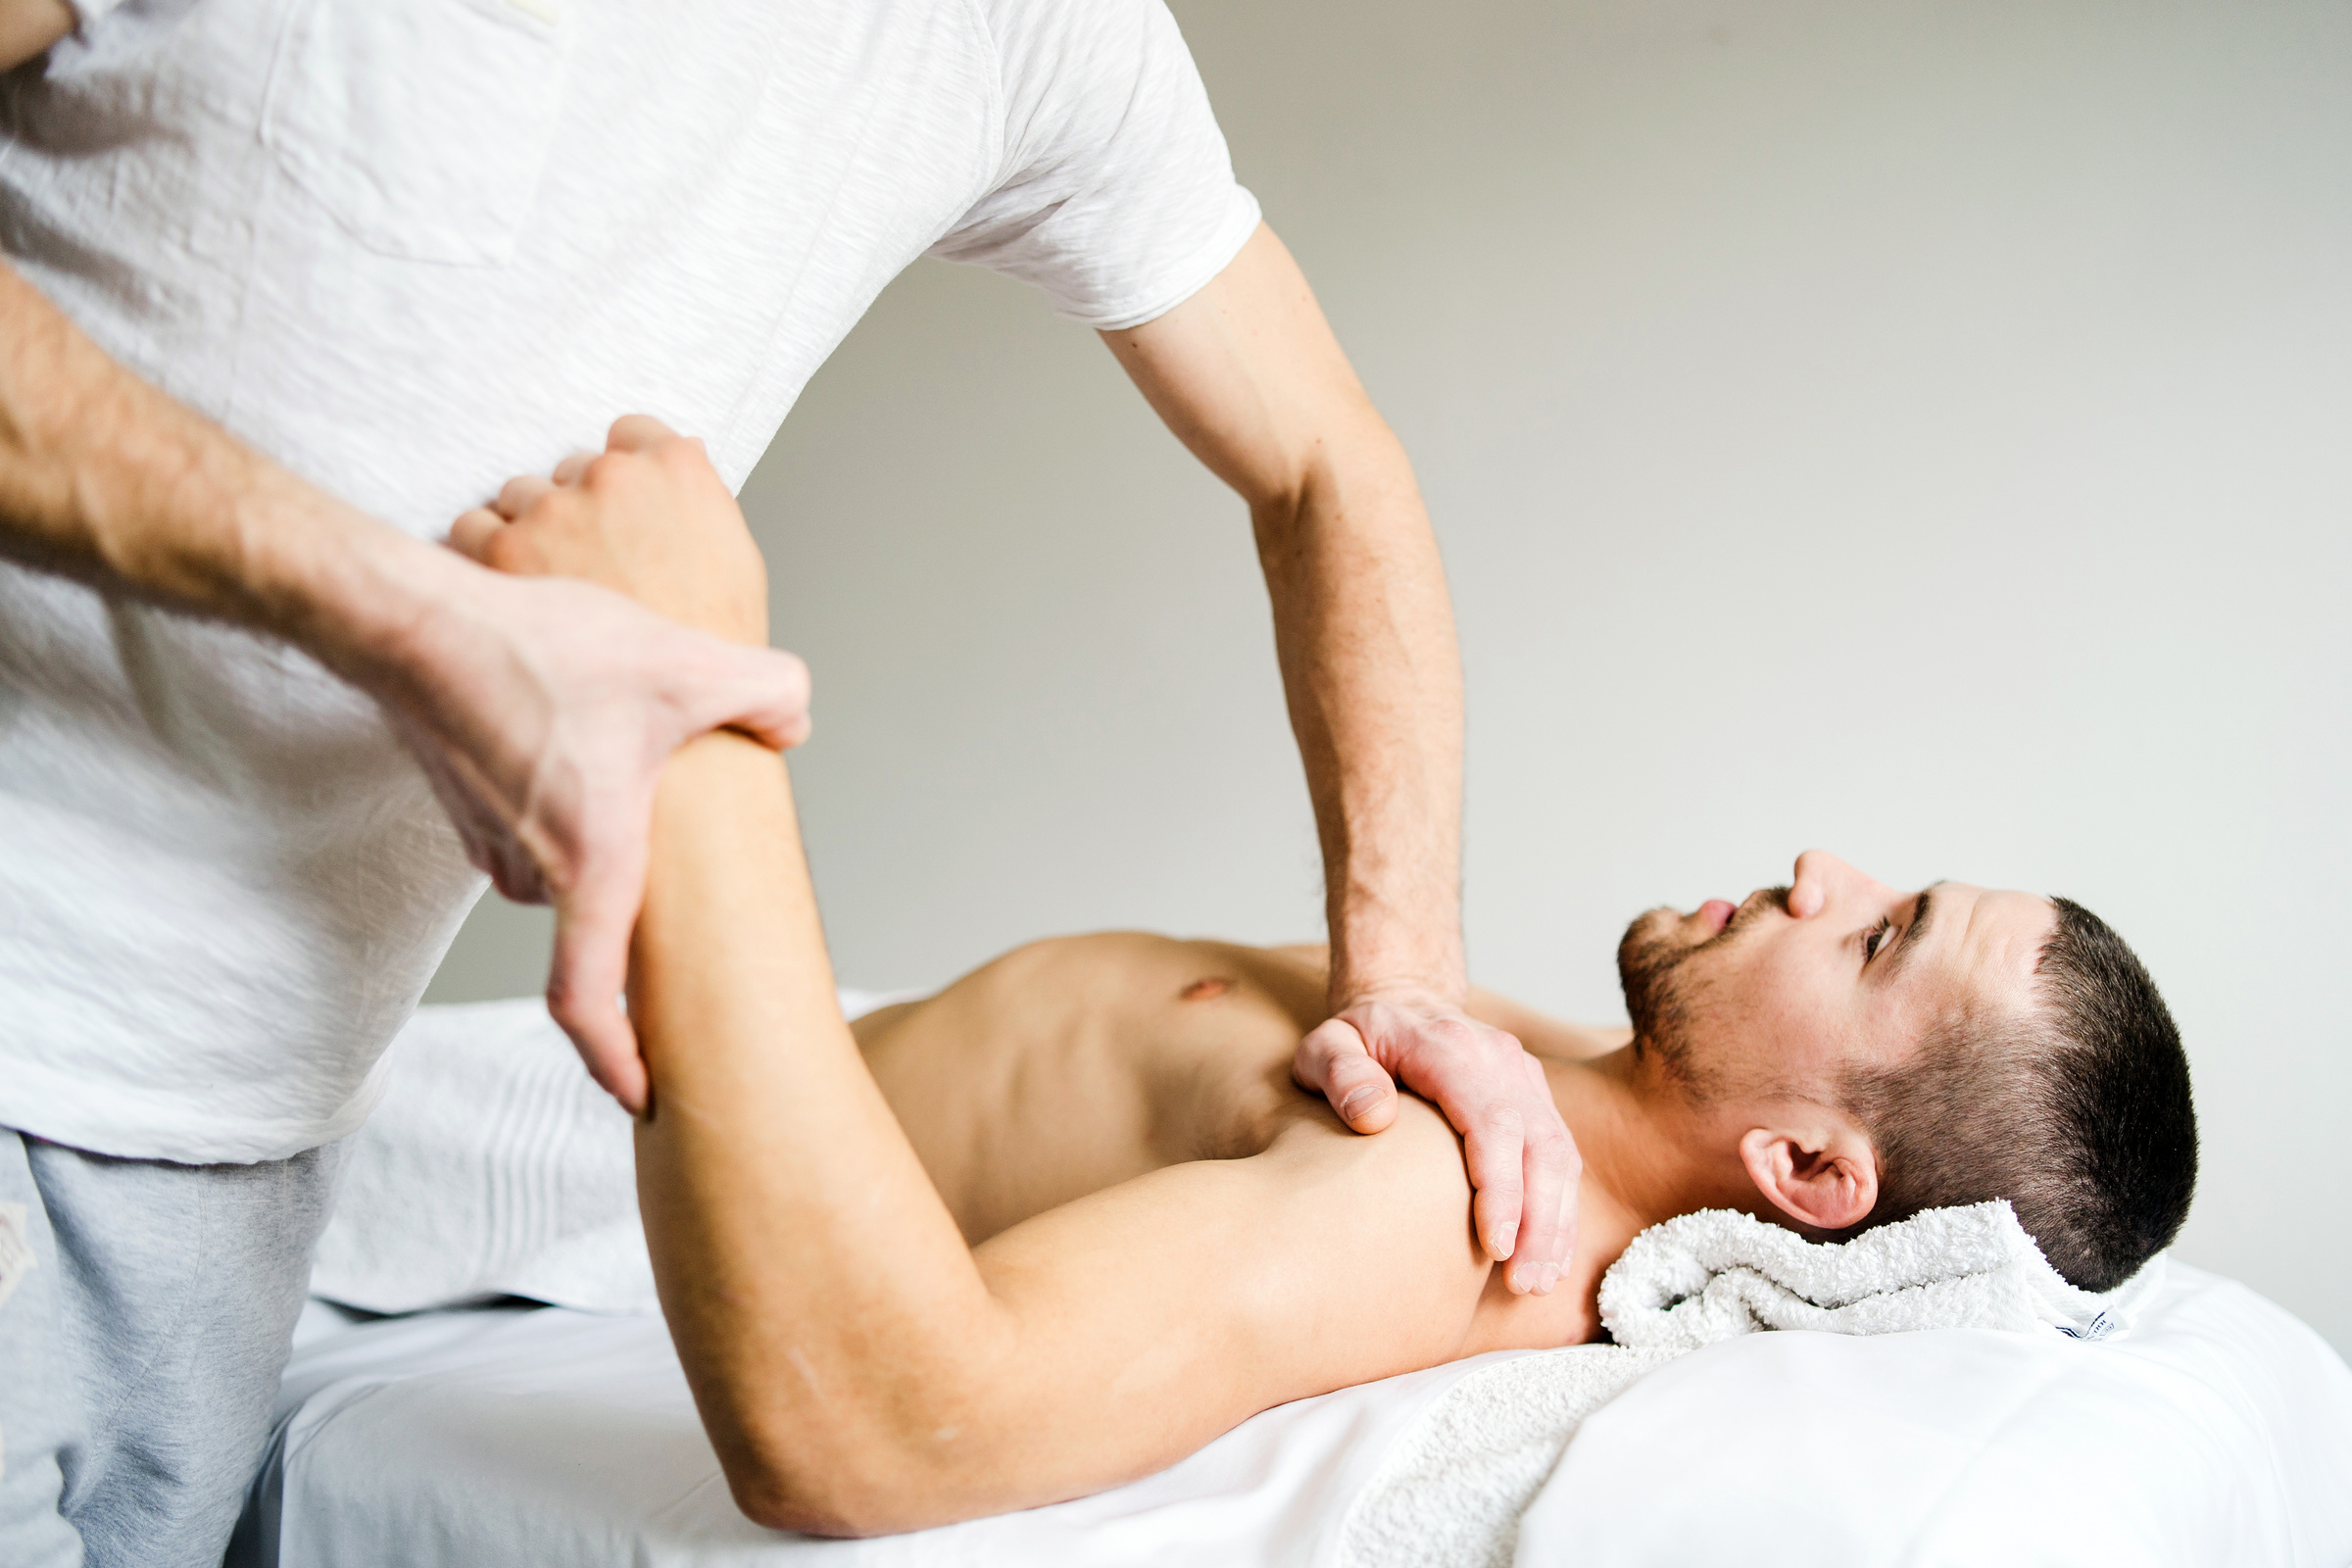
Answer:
[
  {"left": 1254, "top": 422, "right": 1466, "bottom": 1010},
  {"left": 0, "top": 256, "right": 472, "bottom": 690},
  {"left": 1099, "top": 224, "right": 1467, "bottom": 1013}
]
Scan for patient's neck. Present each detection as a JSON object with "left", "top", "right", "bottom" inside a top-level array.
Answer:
[{"left": 1546, "top": 1046, "right": 1760, "bottom": 1275}]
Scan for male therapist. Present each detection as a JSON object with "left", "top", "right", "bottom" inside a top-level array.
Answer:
[{"left": 0, "top": 2, "right": 1576, "bottom": 1560}]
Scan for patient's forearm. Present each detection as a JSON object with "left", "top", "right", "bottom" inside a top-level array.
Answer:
[{"left": 629, "top": 736, "right": 1008, "bottom": 1527}]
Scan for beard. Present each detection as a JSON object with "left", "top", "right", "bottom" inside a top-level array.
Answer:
[{"left": 1616, "top": 885, "right": 1788, "bottom": 1100}]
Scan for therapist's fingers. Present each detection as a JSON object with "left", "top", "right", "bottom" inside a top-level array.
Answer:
[
  {"left": 496, "top": 472, "right": 558, "bottom": 520},
  {"left": 1366, "top": 1002, "right": 1565, "bottom": 1282},
  {"left": 448, "top": 507, "right": 508, "bottom": 564},
  {"left": 543, "top": 803, "right": 653, "bottom": 1116},
  {"left": 552, "top": 450, "right": 598, "bottom": 486},
  {"left": 606, "top": 413, "right": 682, "bottom": 453},
  {"left": 1507, "top": 1052, "right": 1581, "bottom": 1294}
]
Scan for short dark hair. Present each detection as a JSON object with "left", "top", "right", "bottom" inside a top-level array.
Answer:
[{"left": 1841, "top": 898, "right": 2198, "bottom": 1292}]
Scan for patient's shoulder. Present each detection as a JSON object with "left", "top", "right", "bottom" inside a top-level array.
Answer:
[{"left": 1258, "top": 1095, "right": 1604, "bottom": 1353}]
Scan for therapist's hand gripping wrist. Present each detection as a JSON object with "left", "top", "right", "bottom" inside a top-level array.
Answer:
[{"left": 432, "top": 416, "right": 807, "bottom": 1112}]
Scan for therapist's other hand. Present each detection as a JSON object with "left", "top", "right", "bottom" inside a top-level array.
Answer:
[
  {"left": 433, "top": 416, "right": 808, "bottom": 1111},
  {"left": 1294, "top": 997, "right": 1579, "bottom": 1296}
]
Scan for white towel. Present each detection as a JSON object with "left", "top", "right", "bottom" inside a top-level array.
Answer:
[
  {"left": 1338, "top": 1201, "right": 2167, "bottom": 1568},
  {"left": 309, "top": 988, "right": 919, "bottom": 1316}
]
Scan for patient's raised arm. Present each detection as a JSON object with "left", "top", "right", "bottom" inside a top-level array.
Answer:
[{"left": 460, "top": 425, "right": 1497, "bottom": 1534}]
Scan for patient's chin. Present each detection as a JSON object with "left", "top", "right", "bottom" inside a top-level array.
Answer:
[
  {"left": 1617, "top": 911, "right": 1727, "bottom": 1099},
  {"left": 1618, "top": 919, "right": 1688, "bottom": 1050}
]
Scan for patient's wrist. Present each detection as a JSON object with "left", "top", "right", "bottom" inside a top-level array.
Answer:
[{"left": 651, "top": 731, "right": 793, "bottom": 850}]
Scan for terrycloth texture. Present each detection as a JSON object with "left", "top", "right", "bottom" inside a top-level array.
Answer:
[
  {"left": 1338, "top": 1202, "right": 2166, "bottom": 1568},
  {"left": 308, "top": 990, "right": 916, "bottom": 1316},
  {"left": 1338, "top": 1345, "right": 1676, "bottom": 1568},
  {"left": 1602, "top": 1200, "right": 2169, "bottom": 1348}
]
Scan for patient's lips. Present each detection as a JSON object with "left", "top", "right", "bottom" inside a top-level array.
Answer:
[{"left": 1697, "top": 900, "right": 1736, "bottom": 934}]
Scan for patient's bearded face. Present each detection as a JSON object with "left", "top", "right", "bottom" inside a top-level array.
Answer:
[
  {"left": 1616, "top": 886, "right": 1790, "bottom": 1101},
  {"left": 1617, "top": 852, "right": 2055, "bottom": 1106}
]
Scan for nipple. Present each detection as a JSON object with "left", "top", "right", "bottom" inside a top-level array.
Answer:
[{"left": 1179, "top": 977, "right": 1234, "bottom": 1002}]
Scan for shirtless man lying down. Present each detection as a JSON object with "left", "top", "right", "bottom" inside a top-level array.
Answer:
[{"left": 451, "top": 421, "right": 2198, "bottom": 1538}]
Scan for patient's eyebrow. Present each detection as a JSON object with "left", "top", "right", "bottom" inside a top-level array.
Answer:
[{"left": 1884, "top": 882, "right": 1944, "bottom": 980}]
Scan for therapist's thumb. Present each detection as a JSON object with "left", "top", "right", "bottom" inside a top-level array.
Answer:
[{"left": 1295, "top": 1016, "right": 1399, "bottom": 1134}]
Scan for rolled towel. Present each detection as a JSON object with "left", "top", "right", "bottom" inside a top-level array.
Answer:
[
  {"left": 1602, "top": 1200, "right": 2169, "bottom": 1348},
  {"left": 1337, "top": 1201, "right": 2166, "bottom": 1568}
]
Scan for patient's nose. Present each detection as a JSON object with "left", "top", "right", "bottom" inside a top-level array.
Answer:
[{"left": 1789, "top": 850, "right": 1864, "bottom": 918}]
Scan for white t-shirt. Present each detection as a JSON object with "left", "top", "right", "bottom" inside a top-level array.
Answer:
[{"left": 0, "top": 0, "right": 1259, "bottom": 1163}]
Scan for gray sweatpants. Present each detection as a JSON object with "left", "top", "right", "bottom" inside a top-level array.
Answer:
[{"left": 0, "top": 1129, "right": 339, "bottom": 1568}]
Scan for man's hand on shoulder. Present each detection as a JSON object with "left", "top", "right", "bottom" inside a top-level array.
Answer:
[
  {"left": 1294, "top": 992, "right": 1580, "bottom": 1297},
  {"left": 421, "top": 416, "right": 809, "bottom": 1112}
]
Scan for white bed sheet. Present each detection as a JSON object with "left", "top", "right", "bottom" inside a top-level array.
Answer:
[
  {"left": 235, "top": 1301, "right": 1485, "bottom": 1567},
  {"left": 235, "top": 1262, "right": 2352, "bottom": 1567},
  {"left": 1525, "top": 1262, "right": 2352, "bottom": 1567}
]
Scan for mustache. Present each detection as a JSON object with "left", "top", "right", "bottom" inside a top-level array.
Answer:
[
  {"left": 1620, "top": 883, "right": 1789, "bottom": 1097},
  {"left": 1718, "top": 884, "right": 1791, "bottom": 944}
]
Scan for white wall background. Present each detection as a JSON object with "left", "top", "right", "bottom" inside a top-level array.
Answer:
[{"left": 426, "top": 0, "right": 2352, "bottom": 1354}]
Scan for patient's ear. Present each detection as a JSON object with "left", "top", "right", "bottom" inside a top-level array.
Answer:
[{"left": 1739, "top": 1114, "right": 1879, "bottom": 1234}]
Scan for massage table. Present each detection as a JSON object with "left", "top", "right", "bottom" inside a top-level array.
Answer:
[
  {"left": 227, "top": 996, "right": 2352, "bottom": 1565},
  {"left": 230, "top": 1258, "right": 2352, "bottom": 1566}
]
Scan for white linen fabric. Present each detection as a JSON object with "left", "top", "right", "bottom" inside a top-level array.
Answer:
[
  {"left": 1338, "top": 1202, "right": 2171, "bottom": 1568},
  {"left": 229, "top": 1303, "right": 1479, "bottom": 1568},
  {"left": 228, "top": 1263, "right": 2352, "bottom": 1568},
  {"left": 308, "top": 990, "right": 917, "bottom": 1317},
  {"left": 0, "top": 0, "right": 1259, "bottom": 1164},
  {"left": 1524, "top": 1266, "right": 2352, "bottom": 1568}
]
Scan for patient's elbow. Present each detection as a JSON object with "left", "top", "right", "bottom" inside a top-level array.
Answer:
[
  {"left": 722, "top": 1434, "right": 981, "bottom": 1539},
  {"left": 729, "top": 1480, "right": 874, "bottom": 1540},
  {"left": 728, "top": 1469, "right": 899, "bottom": 1539}
]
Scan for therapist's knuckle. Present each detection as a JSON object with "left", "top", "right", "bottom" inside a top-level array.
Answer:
[
  {"left": 1423, "top": 1016, "right": 1479, "bottom": 1056},
  {"left": 583, "top": 450, "right": 638, "bottom": 494},
  {"left": 1478, "top": 1100, "right": 1526, "bottom": 1142},
  {"left": 485, "top": 531, "right": 539, "bottom": 575}
]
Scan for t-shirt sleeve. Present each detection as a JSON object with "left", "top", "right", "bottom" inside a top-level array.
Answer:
[{"left": 928, "top": 0, "right": 1261, "bottom": 331}]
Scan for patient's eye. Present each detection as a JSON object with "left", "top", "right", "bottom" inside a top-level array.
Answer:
[{"left": 1863, "top": 916, "right": 1892, "bottom": 964}]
